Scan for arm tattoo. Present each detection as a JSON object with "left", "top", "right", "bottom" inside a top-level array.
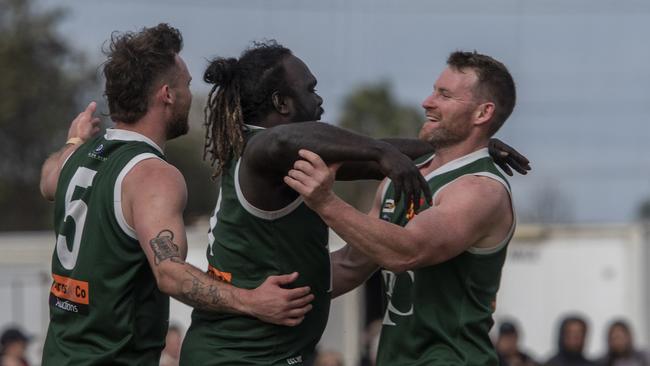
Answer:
[
  {"left": 149, "top": 229, "right": 184, "bottom": 265},
  {"left": 179, "top": 270, "right": 226, "bottom": 310}
]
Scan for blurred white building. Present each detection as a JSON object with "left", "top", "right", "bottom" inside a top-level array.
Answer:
[{"left": 1, "top": 223, "right": 649, "bottom": 364}]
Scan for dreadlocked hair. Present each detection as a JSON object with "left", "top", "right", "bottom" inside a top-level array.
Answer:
[
  {"left": 203, "top": 40, "right": 293, "bottom": 178},
  {"left": 203, "top": 57, "right": 244, "bottom": 178}
]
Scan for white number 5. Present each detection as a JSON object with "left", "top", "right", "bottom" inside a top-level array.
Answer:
[{"left": 56, "top": 167, "right": 96, "bottom": 270}]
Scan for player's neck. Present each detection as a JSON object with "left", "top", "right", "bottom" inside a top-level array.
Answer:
[
  {"left": 428, "top": 138, "right": 488, "bottom": 172},
  {"left": 114, "top": 114, "right": 167, "bottom": 152},
  {"left": 255, "top": 112, "right": 293, "bottom": 128}
]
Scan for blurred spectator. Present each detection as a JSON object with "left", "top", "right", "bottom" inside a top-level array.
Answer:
[
  {"left": 313, "top": 349, "right": 344, "bottom": 366},
  {"left": 496, "top": 320, "right": 539, "bottom": 366},
  {"left": 0, "top": 327, "right": 30, "bottom": 366},
  {"left": 545, "top": 315, "right": 596, "bottom": 366},
  {"left": 160, "top": 324, "right": 183, "bottom": 366},
  {"left": 597, "top": 320, "right": 649, "bottom": 366}
]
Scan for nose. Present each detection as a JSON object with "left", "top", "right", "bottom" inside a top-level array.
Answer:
[
  {"left": 422, "top": 93, "right": 435, "bottom": 110},
  {"left": 316, "top": 93, "right": 323, "bottom": 106}
]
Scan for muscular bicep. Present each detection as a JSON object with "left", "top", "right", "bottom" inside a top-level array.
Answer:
[
  {"left": 405, "top": 175, "right": 512, "bottom": 267},
  {"left": 122, "top": 159, "right": 189, "bottom": 278}
]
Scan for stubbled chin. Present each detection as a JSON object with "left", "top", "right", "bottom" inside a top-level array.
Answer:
[
  {"left": 418, "top": 122, "right": 437, "bottom": 139},
  {"left": 418, "top": 129, "right": 433, "bottom": 142}
]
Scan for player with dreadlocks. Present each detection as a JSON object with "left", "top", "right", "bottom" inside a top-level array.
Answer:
[{"left": 180, "top": 40, "right": 529, "bottom": 366}]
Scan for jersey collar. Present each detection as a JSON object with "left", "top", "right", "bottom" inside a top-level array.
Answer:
[
  {"left": 104, "top": 128, "right": 164, "bottom": 155},
  {"left": 424, "top": 147, "right": 489, "bottom": 180}
]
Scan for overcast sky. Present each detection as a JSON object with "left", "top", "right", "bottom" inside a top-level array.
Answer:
[{"left": 38, "top": 0, "right": 650, "bottom": 223}]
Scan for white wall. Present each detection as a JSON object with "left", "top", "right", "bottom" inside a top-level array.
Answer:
[{"left": 494, "top": 225, "right": 647, "bottom": 361}]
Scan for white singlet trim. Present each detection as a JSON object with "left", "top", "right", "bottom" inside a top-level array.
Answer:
[
  {"left": 380, "top": 148, "right": 489, "bottom": 207},
  {"left": 114, "top": 153, "right": 163, "bottom": 239},
  {"left": 423, "top": 147, "right": 489, "bottom": 181},
  {"left": 105, "top": 128, "right": 164, "bottom": 154},
  {"left": 234, "top": 158, "right": 303, "bottom": 220},
  {"left": 243, "top": 123, "right": 265, "bottom": 130}
]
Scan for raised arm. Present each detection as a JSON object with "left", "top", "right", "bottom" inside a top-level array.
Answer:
[
  {"left": 40, "top": 102, "right": 101, "bottom": 201},
  {"left": 245, "top": 121, "right": 431, "bottom": 210},
  {"left": 336, "top": 137, "right": 531, "bottom": 180},
  {"left": 125, "top": 158, "right": 313, "bottom": 326},
  {"left": 334, "top": 138, "right": 434, "bottom": 180}
]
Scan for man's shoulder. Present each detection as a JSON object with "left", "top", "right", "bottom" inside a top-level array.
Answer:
[
  {"left": 123, "top": 157, "right": 186, "bottom": 199},
  {"left": 439, "top": 174, "right": 508, "bottom": 203},
  {"left": 126, "top": 158, "right": 182, "bottom": 183}
]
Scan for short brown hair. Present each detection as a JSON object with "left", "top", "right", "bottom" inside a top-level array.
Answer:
[
  {"left": 103, "top": 23, "right": 183, "bottom": 123},
  {"left": 447, "top": 51, "right": 516, "bottom": 136}
]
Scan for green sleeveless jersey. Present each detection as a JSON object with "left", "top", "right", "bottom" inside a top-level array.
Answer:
[
  {"left": 42, "top": 129, "right": 169, "bottom": 366},
  {"left": 180, "top": 127, "right": 331, "bottom": 366},
  {"left": 375, "top": 148, "right": 515, "bottom": 366}
]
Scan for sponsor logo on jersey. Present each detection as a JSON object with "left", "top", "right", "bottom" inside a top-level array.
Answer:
[
  {"left": 87, "top": 144, "right": 107, "bottom": 161},
  {"left": 49, "top": 274, "right": 89, "bottom": 315},
  {"left": 53, "top": 298, "right": 79, "bottom": 313},
  {"left": 87, "top": 151, "right": 107, "bottom": 161},
  {"left": 207, "top": 265, "right": 232, "bottom": 283},
  {"left": 286, "top": 355, "right": 303, "bottom": 365},
  {"left": 382, "top": 199, "right": 396, "bottom": 213}
]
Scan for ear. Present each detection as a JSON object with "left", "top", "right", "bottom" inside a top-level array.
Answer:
[
  {"left": 271, "top": 91, "right": 291, "bottom": 115},
  {"left": 473, "top": 102, "right": 495, "bottom": 127},
  {"left": 159, "top": 84, "right": 174, "bottom": 106}
]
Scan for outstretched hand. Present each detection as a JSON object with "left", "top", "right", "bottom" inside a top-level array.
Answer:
[
  {"left": 377, "top": 145, "right": 432, "bottom": 211},
  {"left": 246, "top": 272, "right": 315, "bottom": 327},
  {"left": 67, "top": 101, "right": 102, "bottom": 143},
  {"left": 488, "top": 138, "right": 531, "bottom": 176}
]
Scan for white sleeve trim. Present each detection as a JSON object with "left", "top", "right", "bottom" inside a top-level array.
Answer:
[
  {"left": 113, "top": 153, "right": 163, "bottom": 239},
  {"left": 234, "top": 159, "right": 303, "bottom": 220}
]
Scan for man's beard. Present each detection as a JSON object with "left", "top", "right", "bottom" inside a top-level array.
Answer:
[
  {"left": 420, "top": 123, "right": 470, "bottom": 148},
  {"left": 166, "top": 108, "right": 189, "bottom": 140},
  {"left": 293, "top": 100, "right": 322, "bottom": 122}
]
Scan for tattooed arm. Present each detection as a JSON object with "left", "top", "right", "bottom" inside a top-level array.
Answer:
[{"left": 122, "top": 158, "right": 313, "bottom": 326}]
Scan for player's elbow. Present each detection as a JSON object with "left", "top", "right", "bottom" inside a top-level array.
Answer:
[{"left": 153, "top": 264, "right": 180, "bottom": 296}]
